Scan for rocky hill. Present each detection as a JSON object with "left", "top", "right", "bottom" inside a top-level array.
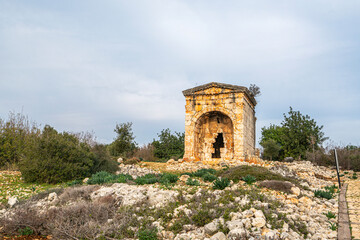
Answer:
[{"left": 0, "top": 159, "right": 348, "bottom": 240}]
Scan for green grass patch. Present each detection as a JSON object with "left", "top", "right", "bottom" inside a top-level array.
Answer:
[
  {"left": 0, "top": 171, "right": 62, "bottom": 205},
  {"left": 212, "top": 178, "right": 230, "bottom": 190},
  {"left": 217, "top": 165, "right": 299, "bottom": 185}
]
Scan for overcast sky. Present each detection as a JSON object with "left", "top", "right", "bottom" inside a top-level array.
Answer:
[{"left": 1, "top": 0, "right": 359, "bottom": 146}]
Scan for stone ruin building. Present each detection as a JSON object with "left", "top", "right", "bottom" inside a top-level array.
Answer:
[{"left": 182, "top": 82, "right": 257, "bottom": 164}]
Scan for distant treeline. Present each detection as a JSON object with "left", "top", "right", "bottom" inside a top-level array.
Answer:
[{"left": 0, "top": 112, "right": 184, "bottom": 184}]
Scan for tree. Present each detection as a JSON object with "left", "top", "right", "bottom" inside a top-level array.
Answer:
[
  {"left": 19, "top": 125, "right": 94, "bottom": 183},
  {"left": 0, "top": 112, "right": 39, "bottom": 168},
  {"left": 249, "top": 84, "right": 261, "bottom": 98},
  {"left": 108, "top": 122, "right": 137, "bottom": 157},
  {"left": 152, "top": 128, "right": 184, "bottom": 160},
  {"left": 261, "top": 139, "right": 281, "bottom": 161},
  {"left": 260, "top": 107, "right": 327, "bottom": 160}
]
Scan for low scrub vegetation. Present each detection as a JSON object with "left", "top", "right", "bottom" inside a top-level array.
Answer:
[
  {"left": 258, "top": 180, "right": 295, "bottom": 194},
  {"left": 217, "top": 165, "right": 298, "bottom": 185},
  {"left": 186, "top": 178, "right": 200, "bottom": 186},
  {"left": 307, "top": 145, "right": 360, "bottom": 171},
  {"left": 212, "top": 178, "right": 230, "bottom": 190}
]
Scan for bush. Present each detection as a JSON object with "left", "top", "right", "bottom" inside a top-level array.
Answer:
[
  {"left": 152, "top": 128, "right": 184, "bottom": 160},
  {"left": 87, "top": 171, "right": 117, "bottom": 185},
  {"left": 242, "top": 175, "right": 256, "bottom": 185},
  {"left": 202, "top": 173, "right": 217, "bottom": 182},
  {"left": 324, "top": 185, "right": 337, "bottom": 194},
  {"left": 135, "top": 174, "right": 159, "bottom": 185},
  {"left": 108, "top": 122, "right": 137, "bottom": 158},
  {"left": 258, "top": 180, "right": 294, "bottom": 194},
  {"left": 160, "top": 173, "right": 179, "bottom": 184},
  {"left": 325, "top": 211, "right": 336, "bottom": 219},
  {"left": 138, "top": 228, "right": 158, "bottom": 240},
  {"left": 314, "top": 190, "right": 333, "bottom": 200},
  {"left": 218, "top": 165, "right": 297, "bottom": 184},
  {"left": 0, "top": 112, "right": 39, "bottom": 168},
  {"left": 307, "top": 145, "right": 360, "bottom": 171},
  {"left": 133, "top": 144, "right": 156, "bottom": 162},
  {"left": 18, "top": 226, "right": 33, "bottom": 236},
  {"left": 186, "top": 178, "right": 200, "bottom": 186},
  {"left": 19, "top": 125, "right": 94, "bottom": 184},
  {"left": 193, "top": 168, "right": 217, "bottom": 178},
  {"left": 191, "top": 210, "right": 213, "bottom": 226},
  {"left": 90, "top": 144, "right": 119, "bottom": 174},
  {"left": 66, "top": 179, "right": 83, "bottom": 186},
  {"left": 213, "top": 178, "right": 230, "bottom": 190}
]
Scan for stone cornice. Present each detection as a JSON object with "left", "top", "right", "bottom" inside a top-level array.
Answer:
[{"left": 182, "top": 82, "right": 256, "bottom": 106}]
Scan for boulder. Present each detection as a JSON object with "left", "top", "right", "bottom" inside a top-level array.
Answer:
[
  {"left": 252, "top": 217, "right": 266, "bottom": 228},
  {"left": 179, "top": 175, "right": 190, "bottom": 182},
  {"left": 210, "top": 232, "right": 226, "bottom": 240},
  {"left": 117, "top": 157, "right": 123, "bottom": 163},
  {"left": 48, "top": 192, "right": 58, "bottom": 202},
  {"left": 226, "top": 219, "right": 244, "bottom": 230},
  {"left": 254, "top": 210, "right": 265, "bottom": 219},
  {"left": 204, "top": 220, "right": 219, "bottom": 235},
  {"left": 227, "top": 228, "right": 247, "bottom": 240},
  {"left": 167, "top": 159, "right": 175, "bottom": 164},
  {"left": 8, "top": 196, "right": 18, "bottom": 207},
  {"left": 290, "top": 186, "right": 301, "bottom": 196}
]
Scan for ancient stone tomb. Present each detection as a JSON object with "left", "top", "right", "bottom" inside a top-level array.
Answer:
[{"left": 182, "top": 82, "right": 257, "bottom": 164}]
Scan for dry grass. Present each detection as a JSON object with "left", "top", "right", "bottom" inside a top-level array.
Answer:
[{"left": 258, "top": 180, "right": 295, "bottom": 194}]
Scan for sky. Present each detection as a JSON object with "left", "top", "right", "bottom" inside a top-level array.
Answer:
[{"left": 0, "top": 0, "right": 359, "bottom": 146}]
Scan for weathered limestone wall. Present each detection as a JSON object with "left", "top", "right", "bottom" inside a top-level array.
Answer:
[{"left": 183, "top": 83, "right": 256, "bottom": 164}]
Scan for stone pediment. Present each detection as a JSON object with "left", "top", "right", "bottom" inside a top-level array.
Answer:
[{"left": 182, "top": 82, "right": 256, "bottom": 106}]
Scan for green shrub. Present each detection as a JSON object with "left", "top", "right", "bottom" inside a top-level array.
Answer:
[
  {"left": 193, "top": 168, "right": 217, "bottom": 178},
  {"left": 138, "top": 228, "right": 158, "bottom": 240},
  {"left": 242, "top": 175, "right": 256, "bottom": 185},
  {"left": 258, "top": 180, "right": 294, "bottom": 193},
  {"left": 218, "top": 165, "right": 298, "bottom": 185},
  {"left": 213, "top": 178, "right": 230, "bottom": 190},
  {"left": 18, "top": 226, "right": 33, "bottom": 236},
  {"left": 352, "top": 173, "right": 358, "bottom": 179},
  {"left": 314, "top": 190, "right": 333, "bottom": 200},
  {"left": 191, "top": 210, "right": 213, "bottom": 226},
  {"left": 135, "top": 174, "right": 159, "bottom": 185},
  {"left": 90, "top": 144, "right": 119, "bottom": 174},
  {"left": 186, "top": 178, "right": 200, "bottom": 186},
  {"left": 324, "top": 211, "right": 336, "bottom": 219},
  {"left": 324, "top": 185, "right": 337, "bottom": 194},
  {"left": 152, "top": 128, "right": 184, "bottom": 160},
  {"left": 108, "top": 122, "right": 137, "bottom": 158},
  {"left": 0, "top": 112, "right": 39, "bottom": 168},
  {"left": 66, "top": 179, "right": 83, "bottom": 186},
  {"left": 329, "top": 222, "right": 337, "bottom": 231},
  {"left": 160, "top": 173, "right": 179, "bottom": 184},
  {"left": 202, "top": 173, "right": 217, "bottom": 182},
  {"left": 87, "top": 171, "right": 117, "bottom": 185},
  {"left": 19, "top": 125, "right": 94, "bottom": 184},
  {"left": 116, "top": 174, "right": 133, "bottom": 183}
]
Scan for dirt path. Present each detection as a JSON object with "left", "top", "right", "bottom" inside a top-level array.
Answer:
[{"left": 346, "top": 179, "right": 360, "bottom": 239}]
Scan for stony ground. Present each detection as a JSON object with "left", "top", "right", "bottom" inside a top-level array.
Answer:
[
  {"left": 0, "top": 159, "right": 358, "bottom": 240},
  {"left": 0, "top": 171, "right": 61, "bottom": 206},
  {"left": 346, "top": 179, "right": 360, "bottom": 239}
]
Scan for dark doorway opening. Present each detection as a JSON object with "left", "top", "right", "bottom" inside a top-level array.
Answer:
[{"left": 212, "top": 133, "right": 224, "bottom": 158}]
